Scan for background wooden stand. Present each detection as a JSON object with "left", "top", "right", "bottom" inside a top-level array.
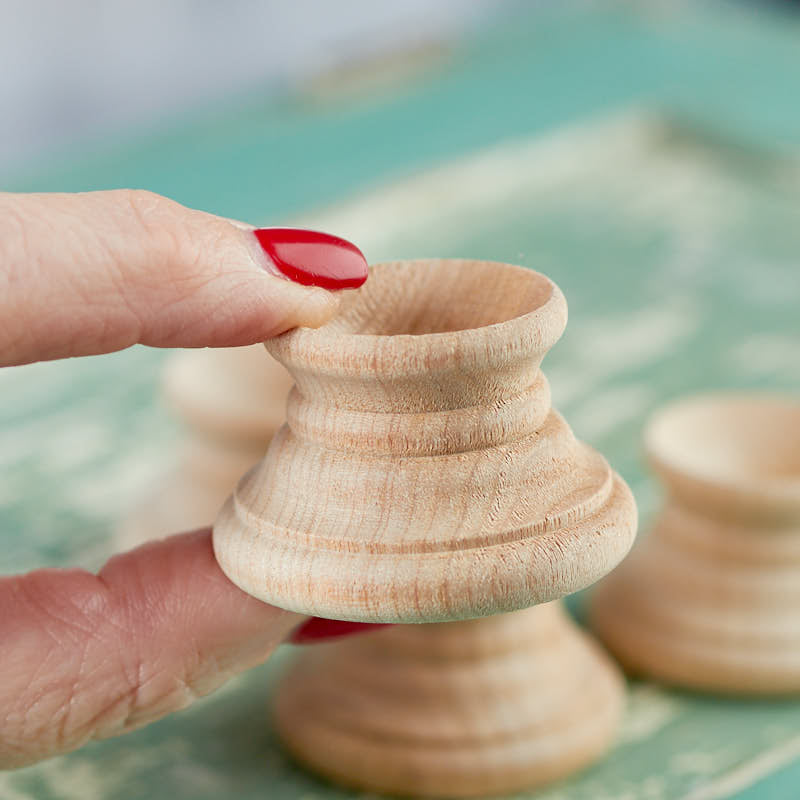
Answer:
[
  {"left": 592, "top": 394, "right": 800, "bottom": 694},
  {"left": 117, "top": 345, "right": 291, "bottom": 549}
]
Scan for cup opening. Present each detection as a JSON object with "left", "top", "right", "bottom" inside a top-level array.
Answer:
[
  {"left": 646, "top": 395, "right": 800, "bottom": 494},
  {"left": 326, "top": 259, "right": 556, "bottom": 337}
]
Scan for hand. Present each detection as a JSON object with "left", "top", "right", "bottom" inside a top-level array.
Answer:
[{"left": 0, "top": 190, "right": 371, "bottom": 768}]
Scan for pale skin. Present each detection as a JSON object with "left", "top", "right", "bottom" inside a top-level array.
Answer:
[{"left": 0, "top": 190, "right": 347, "bottom": 768}]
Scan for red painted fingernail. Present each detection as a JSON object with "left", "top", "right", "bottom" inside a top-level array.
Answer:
[
  {"left": 290, "top": 617, "right": 391, "bottom": 644},
  {"left": 253, "top": 227, "right": 368, "bottom": 290}
]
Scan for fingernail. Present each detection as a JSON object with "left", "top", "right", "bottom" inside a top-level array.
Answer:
[
  {"left": 253, "top": 228, "right": 368, "bottom": 290},
  {"left": 290, "top": 617, "right": 391, "bottom": 644}
]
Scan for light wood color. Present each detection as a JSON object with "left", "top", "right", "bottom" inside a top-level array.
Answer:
[
  {"left": 116, "top": 345, "right": 292, "bottom": 549},
  {"left": 591, "top": 393, "right": 800, "bottom": 694},
  {"left": 275, "top": 602, "right": 625, "bottom": 798},
  {"left": 213, "top": 259, "right": 638, "bottom": 623}
]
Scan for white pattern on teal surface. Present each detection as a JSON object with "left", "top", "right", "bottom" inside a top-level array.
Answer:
[{"left": 3, "top": 110, "right": 800, "bottom": 798}]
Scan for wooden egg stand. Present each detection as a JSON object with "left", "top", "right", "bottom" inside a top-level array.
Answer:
[
  {"left": 591, "top": 394, "right": 800, "bottom": 694},
  {"left": 116, "top": 345, "right": 292, "bottom": 549},
  {"left": 276, "top": 604, "right": 624, "bottom": 797},
  {"left": 213, "top": 259, "right": 638, "bottom": 796}
]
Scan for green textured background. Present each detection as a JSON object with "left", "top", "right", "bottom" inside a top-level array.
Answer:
[{"left": 3, "top": 3, "right": 800, "bottom": 798}]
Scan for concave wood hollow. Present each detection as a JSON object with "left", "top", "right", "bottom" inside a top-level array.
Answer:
[
  {"left": 213, "top": 259, "right": 637, "bottom": 623},
  {"left": 591, "top": 393, "right": 800, "bottom": 693}
]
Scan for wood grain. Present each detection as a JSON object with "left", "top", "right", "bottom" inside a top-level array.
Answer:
[{"left": 213, "top": 259, "right": 638, "bottom": 623}]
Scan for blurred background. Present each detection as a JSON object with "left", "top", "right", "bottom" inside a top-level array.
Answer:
[
  {"left": 0, "top": 0, "right": 513, "bottom": 176},
  {"left": 6, "top": 0, "right": 799, "bottom": 218},
  {"left": 3, "top": 2, "right": 800, "bottom": 799}
]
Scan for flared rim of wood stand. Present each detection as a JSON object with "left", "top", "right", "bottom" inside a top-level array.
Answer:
[
  {"left": 266, "top": 259, "right": 569, "bottom": 382},
  {"left": 213, "top": 259, "right": 638, "bottom": 623},
  {"left": 645, "top": 392, "right": 800, "bottom": 518}
]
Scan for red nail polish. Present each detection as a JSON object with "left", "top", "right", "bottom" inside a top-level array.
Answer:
[
  {"left": 253, "top": 228, "right": 368, "bottom": 290},
  {"left": 290, "top": 617, "right": 391, "bottom": 645}
]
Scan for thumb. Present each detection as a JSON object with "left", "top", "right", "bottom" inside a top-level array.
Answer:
[
  {"left": 0, "top": 190, "right": 368, "bottom": 366},
  {"left": 0, "top": 529, "right": 303, "bottom": 768}
]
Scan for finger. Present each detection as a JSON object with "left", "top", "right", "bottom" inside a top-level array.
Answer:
[
  {"left": 0, "top": 190, "right": 367, "bottom": 366},
  {"left": 0, "top": 528, "right": 302, "bottom": 768}
]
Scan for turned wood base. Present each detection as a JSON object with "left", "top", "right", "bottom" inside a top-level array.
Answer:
[{"left": 274, "top": 603, "right": 624, "bottom": 797}]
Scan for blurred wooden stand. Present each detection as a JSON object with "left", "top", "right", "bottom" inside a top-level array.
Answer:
[
  {"left": 116, "top": 345, "right": 291, "bottom": 549},
  {"left": 592, "top": 394, "right": 800, "bottom": 694}
]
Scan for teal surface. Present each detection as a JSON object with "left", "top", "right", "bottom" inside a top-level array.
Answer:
[
  {"left": 3, "top": 4, "right": 800, "bottom": 799},
  {"left": 7, "top": 3, "right": 800, "bottom": 221}
]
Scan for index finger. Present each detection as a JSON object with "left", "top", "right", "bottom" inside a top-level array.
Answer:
[{"left": 0, "top": 190, "right": 367, "bottom": 366}]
